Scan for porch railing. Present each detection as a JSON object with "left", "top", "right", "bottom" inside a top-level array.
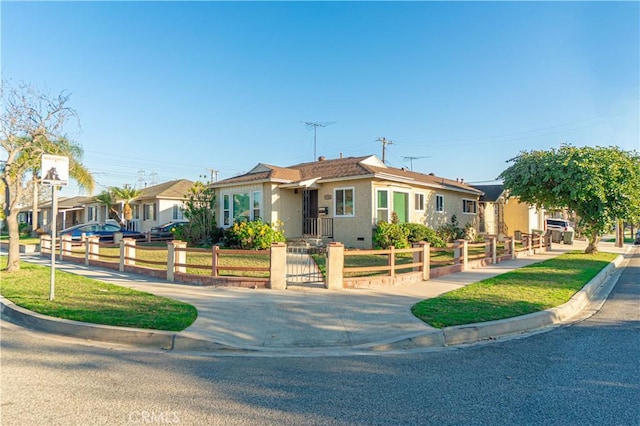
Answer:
[{"left": 303, "top": 217, "right": 333, "bottom": 238}]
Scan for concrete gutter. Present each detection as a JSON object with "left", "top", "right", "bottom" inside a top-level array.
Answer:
[
  {"left": 370, "top": 251, "right": 628, "bottom": 351},
  {"left": 0, "top": 249, "right": 630, "bottom": 355}
]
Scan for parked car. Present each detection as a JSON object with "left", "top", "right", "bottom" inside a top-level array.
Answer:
[
  {"left": 149, "top": 220, "right": 188, "bottom": 239},
  {"left": 635, "top": 230, "right": 640, "bottom": 245},
  {"left": 60, "top": 222, "right": 147, "bottom": 242},
  {"left": 545, "top": 218, "right": 574, "bottom": 233}
]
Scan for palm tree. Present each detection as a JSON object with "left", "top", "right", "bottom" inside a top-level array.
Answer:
[
  {"left": 112, "top": 186, "right": 142, "bottom": 229},
  {"left": 94, "top": 189, "right": 122, "bottom": 225}
]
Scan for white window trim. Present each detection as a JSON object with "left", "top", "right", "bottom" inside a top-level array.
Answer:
[
  {"left": 414, "top": 192, "right": 426, "bottom": 211},
  {"left": 376, "top": 189, "right": 389, "bottom": 223},
  {"left": 220, "top": 190, "right": 262, "bottom": 227},
  {"left": 436, "top": 194, "right": 444, "bottom": 213},
  {"left": 463, "top": 198, "right": 477, "bottom": 215},
  {"left": 335, "top": 187, "right": 355, "bottom": 218}
]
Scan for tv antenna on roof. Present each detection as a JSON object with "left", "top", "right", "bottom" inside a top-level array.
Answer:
[
  {"left": 402, "top": 156, "right": 431, "bottom": 171},
  {"left": 302, "top": 121, "right": 336, "bottom": 160}
]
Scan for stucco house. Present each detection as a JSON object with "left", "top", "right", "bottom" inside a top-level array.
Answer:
[
  {"left": 210, "top": 155, "right": 484, "bottom": 248},
  {"left": 68, "top": 179, "right": 193, "bottom": 232},
  {"left": 472, "top": 184, "right": 545, "bottom": 240}
]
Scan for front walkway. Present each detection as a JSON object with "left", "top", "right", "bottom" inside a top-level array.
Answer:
[{"left": 12, "top": 239, "right": 631, "bottom": 353}]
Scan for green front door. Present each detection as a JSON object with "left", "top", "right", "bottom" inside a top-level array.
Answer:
[{"left": 393, "top": 192, "right": 408, "bottom": 223}]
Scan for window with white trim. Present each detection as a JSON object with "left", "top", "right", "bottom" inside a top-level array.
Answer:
[
  {"left": 223, "top": 194, "right": 230, "bottom": 226},
  {"left": 335, "top": 187, "right": 354, "bottom": 217},
  {"left": 414, "top": 193, "right": 425, "bottom": 211},
  {"left": 172, "top": 204, "right": 184, "bottom": 220},
  {"left": 252, "top": 191, "right": 261, "bottom": 221},
  {"left": 143, "top": 203, "right": 156, "bottom": 221},
  {"left": 436, "top": 194, "right": 444, "bottom": 213},
  {"left": 87, "top": 206, "right": 96, "bottom": 222},
  {"left": 221, "top": 191, "right": 262, "bottom": 226},
  {"left": 463, "top": 199, "right": 477, "bottom": 214},
  {"left": 376, "top": 189, "right": 389, "bottom": 223}
]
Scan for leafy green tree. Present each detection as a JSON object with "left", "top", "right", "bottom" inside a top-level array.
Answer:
[
  {"left": 1, "top": 81, "right": 94, "bottom": 272},
  {"left": 499, "top": 144, "right": 640, "bottom": 253},
  {"left": 177, "top": 180, "right": 217, "bottom": 246}
]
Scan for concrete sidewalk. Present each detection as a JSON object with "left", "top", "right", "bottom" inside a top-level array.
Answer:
[{"left": 2, "top": 240, "right": 634, "bottom": 355}]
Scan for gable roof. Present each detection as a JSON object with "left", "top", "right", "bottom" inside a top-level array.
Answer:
[
  {"left": 136, "top": 179, "right": 193, "bottom": 200},
  {"left": 471, "top": 185, "right": 506, "bottom": 202},
  {"left": 213, "top": 155, "right": 483, "bottom": 196}
]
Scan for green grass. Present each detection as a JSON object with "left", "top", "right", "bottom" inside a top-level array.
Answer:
[
  {"left": 0, "top": 260, "right": 197, "bottom": 331},
  {"left": 411, "top": 251, "right": 617, "bottom": 328},
  {"left": 0, "top": 235, "right": 41, "bottom": 245}
]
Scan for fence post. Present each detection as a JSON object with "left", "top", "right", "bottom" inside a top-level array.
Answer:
[
  {"left": 167, "top": 242, "right": 175, "bottom": 281},
  {"left": 124, "top": 238, "right": 136, "bottom": 267},
  {"left": 86, "top": 236, "right": 100, "bottom": 264},
  {"left": 269, "top": 242, "right": 287, "bottom": 290},
  {"left": 490, "top": 237, "right": 497, "bottom": 264},
  {"left": 326, "top": 242, "right": 344, "bottom": 290},
  {"left": 454, "top": 239, "right": 468, "bottom": 271},
  {"left": 40, "top": 235, "right": 51, "bottom": 255},
  {"left": 389, "top": 246, "right": 395, "bottom": 278},
  {"left": 417, "top": 242, "right": 430, "bottom": 281},
  {"left": 510, "top": 238, "right": 516, "bottom": 260},
  {"left": 212, "top": 245, "right": 219, "bottom": 277},
  {"left": 61, "top": 235, "right": 72, "bottom": 260}
]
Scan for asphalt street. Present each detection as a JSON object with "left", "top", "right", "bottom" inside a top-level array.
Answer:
[{"left": 1, "top": 249, "right": 638, "bottom": 425}]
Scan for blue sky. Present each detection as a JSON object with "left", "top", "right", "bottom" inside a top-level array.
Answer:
[{"left": 2, "top": 1, "right": 638, "bottom": 197}]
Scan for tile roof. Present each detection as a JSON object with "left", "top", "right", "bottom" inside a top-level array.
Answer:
[{"left": 213, "top": 155, "right": 483, "bottom": 195}]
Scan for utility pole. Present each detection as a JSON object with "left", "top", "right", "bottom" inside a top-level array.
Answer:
[
  {"left": 302, "top": 121, "right": 336, "bottom": 160},
  {"left": 207, "top": 168, "right": 219, "bottom": 184},
  {"left": 376, "top": 137, "right": 394, "bottom": 164}
]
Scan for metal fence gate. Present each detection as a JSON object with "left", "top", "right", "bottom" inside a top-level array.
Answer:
[{"left": 286, "top": 245, "right": 326, "bottom": 289}]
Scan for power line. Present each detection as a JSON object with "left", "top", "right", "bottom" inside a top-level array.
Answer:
[{"left": 302, "top": 121, "right": 336, "bottom": 160}]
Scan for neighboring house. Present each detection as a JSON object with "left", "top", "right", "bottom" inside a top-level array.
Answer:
[
  {"left": 21, "top": 196, "right": 93, "bottom": 232},
  {"left": 128, "top": 179, "right": 193, "bottom": 232},
  {"left": 210, "top": 154, "right": 484, "bottom": 249},
  {"left": 472, "top": 184, "right": 545, "bottom": 240}
]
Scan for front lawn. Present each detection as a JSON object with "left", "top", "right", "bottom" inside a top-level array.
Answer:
[
  {"left": 411, "top": 251, "right": 617, "bottom": 328},
  {"left": 0, "top": 260, "right": 197, "bottom": 331}
]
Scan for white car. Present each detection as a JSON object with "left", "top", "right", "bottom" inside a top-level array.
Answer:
[{"left": 545, "top": 218, "right": 574, "bottom": 233}]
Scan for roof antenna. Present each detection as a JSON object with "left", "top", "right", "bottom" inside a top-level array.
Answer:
[
  {"left": 302, "top": 121, "right": 337, "bottom": 160},
  {"left": 402, "top": 156, "right": 431, "bottom": 171}
]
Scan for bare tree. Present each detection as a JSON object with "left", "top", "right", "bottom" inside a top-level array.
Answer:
[{"left": 1, "top": 81, "right": 94, "bottom": 272}]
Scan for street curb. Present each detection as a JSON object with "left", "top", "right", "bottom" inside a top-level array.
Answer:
[
  {"left": 368, "top": 251, "right": 628, "bottom": 350},
  {"left": 0, "top": 295, "right": 176, "bottom": 349},
  {"left": 0, "top": 249, "right": 630, "bottom": 354},
  {"left": 438, "top": 252, "right": 625, "bottom": 346}
]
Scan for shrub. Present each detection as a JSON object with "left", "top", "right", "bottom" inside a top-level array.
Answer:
[
  {"left": 18, "top": 223, "right": 32, "bottom": 237},
  {"left": 224, "top": 219, "right": 285, "bottom": 250},
  {"left": 373, "top": 221, "right": 410, "bottom": 249},
  {"left": 436, "top": 215, "right": 470, "bottom": 243},
  {"left": 402, "top": 223, "right": 446, "bottom": 247}
]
